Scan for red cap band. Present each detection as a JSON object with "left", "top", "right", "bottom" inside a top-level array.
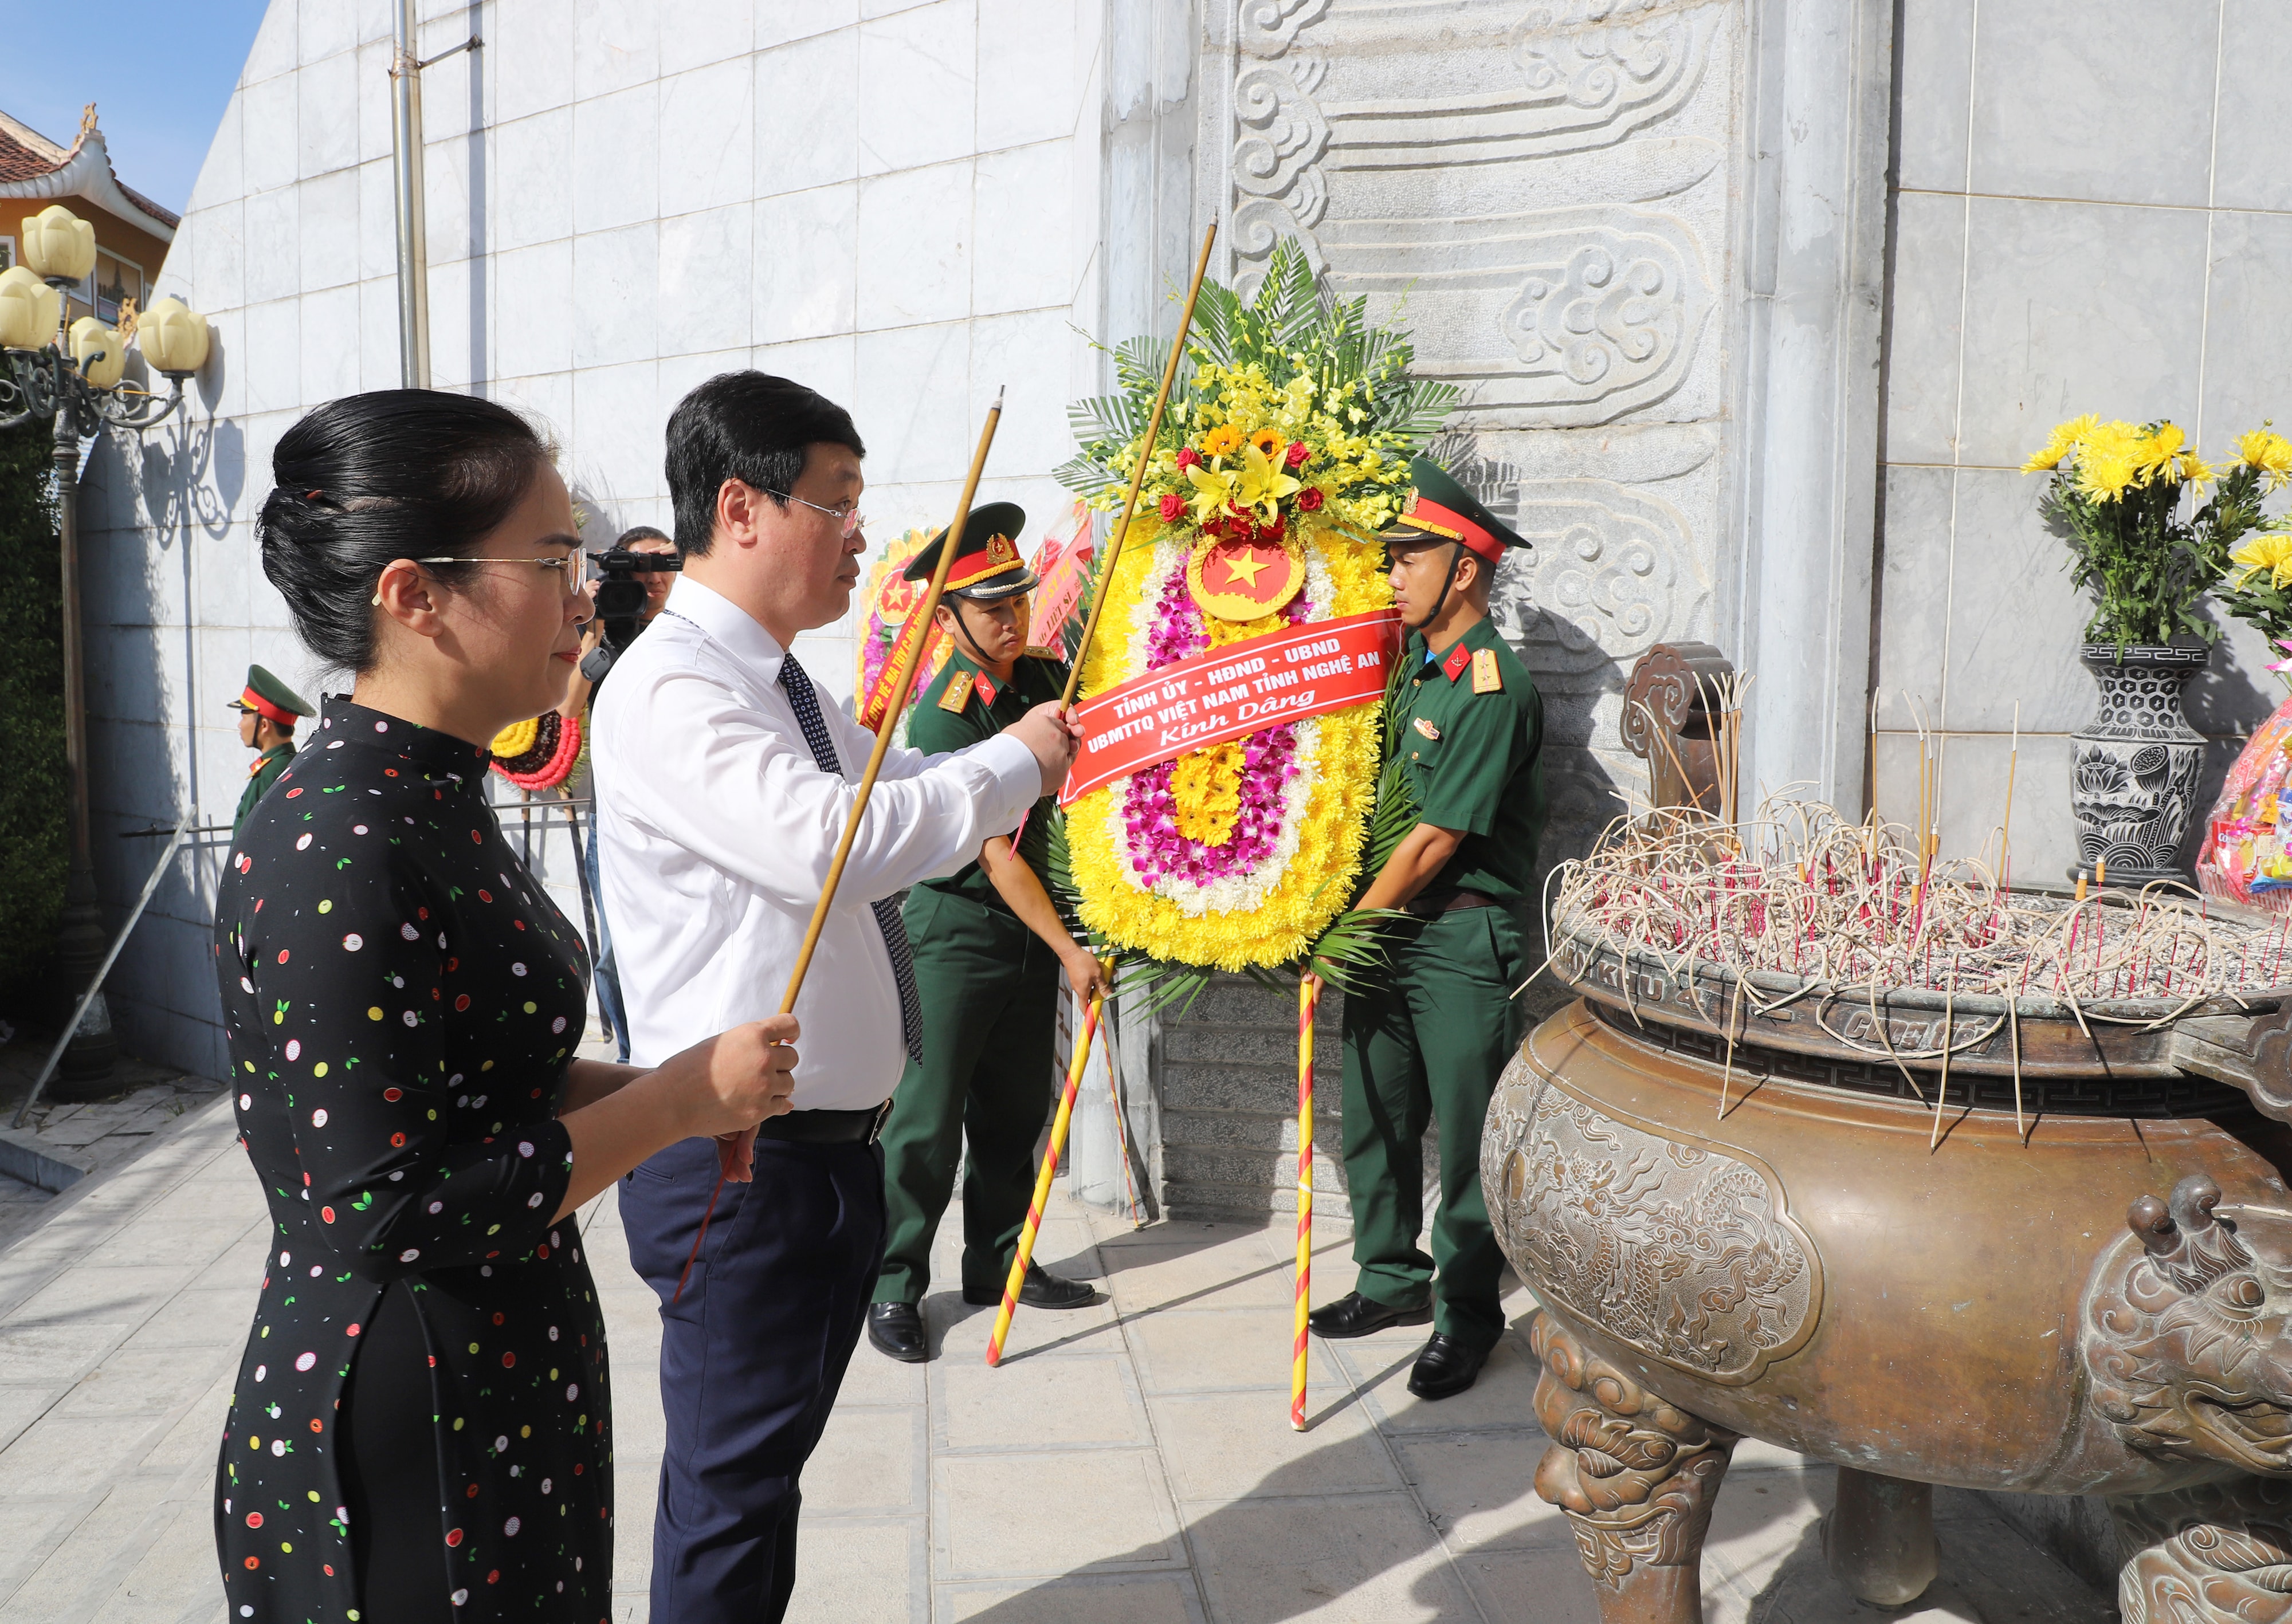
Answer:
[
  {"left": 240, "top": 686, "right": 297, "bottom": 728},
  {"left": 1404, "top": 496, "right": 1505, "bottom": 564}
]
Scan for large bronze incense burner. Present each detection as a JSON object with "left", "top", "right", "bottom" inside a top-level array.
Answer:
[{"left": 1490, "top": 934, "right": 2292, "bottom": 1619}]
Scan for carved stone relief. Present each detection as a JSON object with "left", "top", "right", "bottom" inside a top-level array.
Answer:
[{"left": 1486, "top": 1075, "right": 1822, "bottom": 1384}]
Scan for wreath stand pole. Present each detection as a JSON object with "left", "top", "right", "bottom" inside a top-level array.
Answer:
[
  {"left": 1059, "top": 221, "right": 1218, "bottom": 709},
  {"left": 1292, "top": 972, "right": 1321, "bottom": 1430},
  {"left": 673, "top": 390, "right": 1005, "bottom": 1303},
  {"left": 986, "top": 966, "right": 1110, "bottom": 1366}
]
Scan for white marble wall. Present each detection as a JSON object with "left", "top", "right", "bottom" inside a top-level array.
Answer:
[
  {"left": 77, "top": 0, "right": 1110, "bottom": 1074},
  {"left": 1195, "top": 0, "right": 1747, "bottom": 860},
  {"left": 1877, "top": 0, "right": 2292, "bottom": 878}
]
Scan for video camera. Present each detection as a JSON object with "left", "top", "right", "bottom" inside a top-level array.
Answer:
[{"left": 587, "top": 546, "right": 682, "bottom": 658}]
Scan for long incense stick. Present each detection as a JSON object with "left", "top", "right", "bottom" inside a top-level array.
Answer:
[
  {"left": 1059, "top": 222, "right": 1219, "bottom": 710},
  {"left": 673, "top": 390, "right": 1007, "bottom": 1301}
]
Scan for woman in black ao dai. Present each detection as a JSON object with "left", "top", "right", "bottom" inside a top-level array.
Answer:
[{"left": 215, "top": 392, "right": 798, "bottom": 1624}]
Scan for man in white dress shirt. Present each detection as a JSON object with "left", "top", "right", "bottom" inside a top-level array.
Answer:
[{"left": 592, "top": 372, "right": 1078, "bottom": 1624}]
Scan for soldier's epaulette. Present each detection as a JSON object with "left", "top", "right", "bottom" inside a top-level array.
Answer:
[{"left": 935, "top": 675, "right": 971, "bottom": 713}]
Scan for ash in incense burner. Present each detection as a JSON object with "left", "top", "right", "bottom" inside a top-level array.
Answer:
[{"left": 1490, "top": 801, "right": 2292, "bottom": 1623}]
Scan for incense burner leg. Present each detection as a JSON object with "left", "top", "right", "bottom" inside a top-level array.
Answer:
[
  {"left": 1823, "top": 1466, "right": 1936, "bottom": 1606},
  {"left": 2107, "top": 1477, "right": 2292, "bottom": 1624},
  {"left": 1530, "top": 1310, "right": 1738, "bottom": 1624}
]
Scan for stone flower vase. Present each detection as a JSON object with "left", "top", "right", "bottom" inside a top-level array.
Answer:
[{"left": 2069, "top": 642, "right": 2208, "bottom": 884}]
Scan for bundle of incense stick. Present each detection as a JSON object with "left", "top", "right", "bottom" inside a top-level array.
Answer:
[{"left": 1547, "top": 799, "right": 2292, "bottom": 1013}]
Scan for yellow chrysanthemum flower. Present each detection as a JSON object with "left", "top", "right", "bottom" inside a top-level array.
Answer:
[
  {"left": 2239, "top": 429, "right": 2292, "bottom": 492},
  {"left": 2133, "top": 423, "right": 2188, "bottom": 485},
  {"left": 2177, "top": 451, "right": 2214, "bottom": 486},
  {"left": 2077, "top": 454, "right": 2137, "bottom": 504},
  {"left": 2231, "top": 532, "right": 2292, "bottom": 591},
  {"left": 2024, "top": 412, "right": 2099, "bottom": 473}
]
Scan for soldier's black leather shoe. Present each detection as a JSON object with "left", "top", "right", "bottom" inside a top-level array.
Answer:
[
  {"left": 867, "top": 1301, "right": 929, "bottom": 1363},
  {"left": 961, "top": 1267, "right": 1097, "bottom": 1310},
  {"left": 1306, "top": 1291, "right": 1433, "bottom": 1339},
  {"left": 1407, "top": 1332, "right": 1488, "bottom": 1399}
]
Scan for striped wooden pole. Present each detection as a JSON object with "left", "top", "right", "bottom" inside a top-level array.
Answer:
[
  {"left": 1292, "top": 973, "right": 1321, "bottom": 1430},
  {"left": 986, "top": 973, "right": 1109, "bottom": 1366}
]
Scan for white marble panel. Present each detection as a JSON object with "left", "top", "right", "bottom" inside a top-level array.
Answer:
[
  {"left": 1870, "top": 465, "right": 1950, "bottom": 734},
  {"left": 2199, "top": 211, "right": 2292, "bottom": 453},
  {"left": 756, "top": 26, "right": 862, "bottom": 196},
  {"left": 422, "top": 133, "right": 478, "bottom": 265},
  {"left": 490, "top": 0, "right": 577, "bottom": 123},
  {"left": 972, "top": 140, "right": 1073, "bottom": 317},
  {"left": 968, "top": 310, "right": 1082, "bottom": 477},
  {"left": 852, "top": 320, "right": 969, "bottom": 485},
  {"left": 493, "top": 371, "right": 576, "bottom": 448},
  {"left": 1894, "top": 0, "right": 1974, "bottom": 194},
  {"left": 1954, "top": 198, "right": 2207, "bottom": 471},
  {"left": 1872, "top": 729, "right": 2077, "bottom": 884},
  {"left": 1882, "top": 189, "right": 1967, "bottom": 467},
  {"left": 493, "top": 240, "right": 576, "bottom": 379},
  {"left": 192, "top": 520, "right": 254, "bottom": 630},
  {"left": 855, "top": 160, "right": 973, "bottom": 329},
  {"left": 661, "top": 205, "right": 754, "bottom": 359},
  {"left": 756, "top": 182, "right": 858, "bottom": 342},
  {"left": 298, "top": 285, "right": 361, "bottom": 404},
  {"left": 356, "top": 157, "right": 398, "bottom": 284},
  {"left": 856, "top": 2, "right": 978, "bottom": 177},
  {"left": 244, "top": 0, "right": 299, "bottom": 83},
  {"left": 657, "top": 348, "right": 753, "bottom": 461},
  {"left": 490, "top": 111, "right": 574, "bottom": 253},
  {"left": 356, "top": 39, "right": 395, "bottom": 166},
  {"left": 759, "top": 0, "right": 859, "bottom": 50},
  {"left": 243, "top": 188, "right": 301, "bottom": 305},
  {"left": 572, "top": 83, "right": 662, "bottom": 234},
  {"left": 190, "top": 96, "right": 245, "bottom": 215},
  {"left": 297, "top": 45, "right": 359, "bottom": 178},
  {"left": 572, "top": 222, "right": 660, "bottom": 369},
  {"left": 660, "top": 58, "right": 757, "bottom": 219},
  {"left": 296, "top": 170, "right": 359, "bottom": 292},
  {"left": 575, "top": 0, "right": 662, "bottom": 99},
  {"left": 242, "top": 74, "right": 301, "bottom": 195},
  {"left": 977, "top": 0, "right": 1082, "bottom": 151},
  {"left": 2215, "top": 0, "right": 2292, "bottom": 213},
  {"left": 358, "top": 274, "right": 400, "bottom": 393},
  {"left": 752, "top": 333, "right": 858, "bottom": 412},
  {"left": 425, "top": 255, "right": 474, "bottom": 390},
  {"left": 2186, "top": 610, "right": 2288, "bottom": 742},
  {"left": 571, "top": 359, "right": 664, "bottom": 508},
  {"left": 1939, "top": 467, "right": 2107, "bottom": 736},
  {"left": 193, "top": 199, "right": 248, "bottom": 321},
  {"left": 1968, "top": 0, "right": 2219, "bottom": 210},
  {"left": 660, "top": 0, "right": 753, "bottom": 74}
]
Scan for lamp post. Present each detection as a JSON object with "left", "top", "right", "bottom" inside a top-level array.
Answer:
[{"left": 0, "top": 203, "right": 208, "bottom": 1094}]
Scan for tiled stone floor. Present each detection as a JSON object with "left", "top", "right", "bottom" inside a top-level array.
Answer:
[
  {"left": 0, "top": 1040, "right": 227, "bottom": 1251},
  {"left": 0, "top": 1092, "right": 2116, "bottom": 1622}
]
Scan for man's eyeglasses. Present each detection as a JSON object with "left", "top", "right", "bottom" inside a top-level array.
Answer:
[{"left": 768, "top": 491, "right": 868, "bottom": 537}]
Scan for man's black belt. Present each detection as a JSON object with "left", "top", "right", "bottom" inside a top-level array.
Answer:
[
  {"left": 756, "top": 1103, "right": 890, "bottom": 1145},
  {"left": 1406, "top": 888, "right": 1500, "bottom": 920}
]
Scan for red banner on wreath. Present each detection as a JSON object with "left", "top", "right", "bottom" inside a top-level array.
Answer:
[{"left": 1059, "top": 610, "right": 1403, "bottom": 807}]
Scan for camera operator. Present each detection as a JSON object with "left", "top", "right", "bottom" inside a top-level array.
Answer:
[{"left": 578, "top": 525, "right": 681, "bottom": 1060}]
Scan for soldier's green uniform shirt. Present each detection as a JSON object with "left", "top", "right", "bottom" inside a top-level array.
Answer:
[
  {"left": 876, "top": 646, "right": 1071, "bottom": 1306},
  {"left": 1341, "top": 615, "right": 1544, "bottom": 1352},
  {"left": 233, "top": 741, "right": 296, "bottom": 836}
]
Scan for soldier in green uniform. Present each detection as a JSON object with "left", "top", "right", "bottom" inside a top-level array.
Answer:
[
  {"left": 1307, "top": 457, "right": 1544, "bottom": 1400},
  {"left": 229, "top": 663, "right": 315, "bottom": 836},
  {"left": 868, "top": 502, "right": 1106, "bottom": 1363}
]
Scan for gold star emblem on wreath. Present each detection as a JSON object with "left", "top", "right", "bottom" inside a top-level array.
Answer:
[{"left": 1187, "top": 537, "right": 1303, "bottom": 622}]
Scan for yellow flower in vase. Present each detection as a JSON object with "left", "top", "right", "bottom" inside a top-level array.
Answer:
[
  {"left": 2239, "top": 429, "right": 2292, "bottom": 492},
  {"left": 2132, "top": 423, "right": 2189, "bottom": 486},
  {"left": 2076, "top": 453, "right": 2137, "bottom": 504},
  {"left": 2230, "top": 530, "right": 2292, "bottom": 591},
  {"left": 2023, "top": 412, "right": 2098, "bottom": 473}
]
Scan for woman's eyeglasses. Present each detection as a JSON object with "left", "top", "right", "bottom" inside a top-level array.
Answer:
[
  {"left": 768, "top": 491, "right": 868, "bottom": 537},
  {"left": 411, "top": 555, "right": 591, "bottom": 595}
]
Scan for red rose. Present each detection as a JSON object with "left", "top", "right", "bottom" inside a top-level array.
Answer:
[
  {"left": 1157, "top": 491, "right": 1186, "bottom": 522},
  {"left": 1297, "top": 487, "right": 1325, "bottom": 512},
  {"left": 1174, "top": 447, "right": 1203, "bottom": 471},
  {"left": 1285, "top": 441, "right": 1310, "bottom": 470}
]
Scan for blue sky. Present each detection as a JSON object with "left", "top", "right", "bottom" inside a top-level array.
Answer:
[{"left": 0, "top": 0, "right": 272, "bottom": 217}]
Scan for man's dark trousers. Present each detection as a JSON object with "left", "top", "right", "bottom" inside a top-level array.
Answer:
[{"left": 621, "top": 1133, "right": 885, "bottom": 1623}]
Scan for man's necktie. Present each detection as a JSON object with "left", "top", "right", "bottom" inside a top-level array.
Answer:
[{"left": 778, "top": 653, "right": 925, "bottom": 1067}]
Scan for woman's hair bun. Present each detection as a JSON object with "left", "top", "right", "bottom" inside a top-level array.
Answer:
[{"left": 258, "top": 390, "right": 554, "bottom": 671}]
